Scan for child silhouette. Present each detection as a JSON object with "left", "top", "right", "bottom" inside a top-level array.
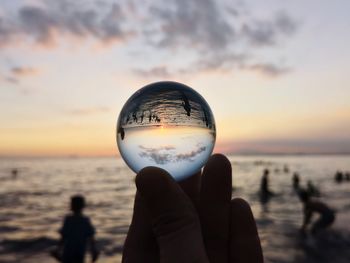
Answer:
[{"left": 52, "top": 195, "right": 99, "bottom": 263}]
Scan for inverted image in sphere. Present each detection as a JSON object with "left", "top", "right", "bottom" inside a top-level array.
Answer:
[{"left": 116, "top": 81, "right": 216, "bottom": 181}]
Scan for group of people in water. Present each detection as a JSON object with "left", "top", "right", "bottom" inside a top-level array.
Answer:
[
  {"left": 334, "top": 170, "right": 350, "bottom": 183},
  {"left": 260, "top": 167, "right": 338, "bottom": 237},
  {"left": 7, "top": 164, "right": 344, "bottom": 262}
]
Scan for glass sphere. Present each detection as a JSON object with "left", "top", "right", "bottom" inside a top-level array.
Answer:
[{"left": 116, "top": 81, "right": 216, "bottom": 181}]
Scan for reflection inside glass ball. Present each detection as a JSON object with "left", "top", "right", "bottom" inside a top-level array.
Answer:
[{"left": 116, "top": 81, "right": 216, "bottom": 181}]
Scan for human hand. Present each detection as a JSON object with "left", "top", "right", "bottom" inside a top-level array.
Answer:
[
  {"left": 122, "top": 154, "right": 263, "bottom": 263},
  {"left": 91, "top": 249, "right": 99, "bottom": 263}
]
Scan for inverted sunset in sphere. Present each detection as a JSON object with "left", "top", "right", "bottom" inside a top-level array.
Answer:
[{"left": 116, "top": 81, "right": 216, "bottom": 181}]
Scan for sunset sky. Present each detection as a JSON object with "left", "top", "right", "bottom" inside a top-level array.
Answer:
[{"left": 1, "top": 0, "right": 350, "bottom": 156}]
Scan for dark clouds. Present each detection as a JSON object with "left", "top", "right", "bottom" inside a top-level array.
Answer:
[
  {"left": 150, "top": 0, "right": 234, "bottom": 51},
  {"left": 139, "top": 144, "right": 207, "bottom": 164},
  {"left": 19, "top": 6, "right": 56, "bottom": 45},
  {"left": 0, "top": 0, "right": 130, "bottom": 46},
  {"left": 241, "top": 12, "right": 297, "bottom": 46},
  {"left": 138, "top": 1, "right": 298, "bottom": 77},
  {"left": 0, "top": 0, "right": 298, "bottom": 77}
]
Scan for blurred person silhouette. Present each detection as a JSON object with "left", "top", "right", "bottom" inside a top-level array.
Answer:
[
  {"left": 260, "top": 169, "right": 274, "bottom": 200},
  {"left": 334, "top": 171, "right": 343, "bottom": 183},
  {"left": 298, "top": 189, "right": 335, "bottom": 236},
  {"left": 307, "top": 180, "right": 320, "bottom": 197},
  {"left": 345, "top": 172, "right": 350, "bottom": 181},
  {"left": 51, "top": 195, "right": 99, "bottom": 263},
  {"left": 292, "top": 172, "right": 300, "bottom": 190},
  {"left": 122, "top": 154, "right": 263, "bottom": 263}
]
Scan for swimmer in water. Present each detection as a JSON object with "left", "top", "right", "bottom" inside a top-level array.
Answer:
[
  {"left": 334, "top": 171, "right": 343, "bottom": 183},
  {"left": 292, "top": 172, "right": 300, "bottom": 190},
  {"left": 259, "top": 169, "right": 274, "bottom": 204},
  {"left": 307, "top": 180, "right": 320, "bottom": 197},
  {"left": 260, "top": 169, "right": 274, "bottom": 197},
  {"left": 298, "top": 189, "right": 335, "bottom": 236}
]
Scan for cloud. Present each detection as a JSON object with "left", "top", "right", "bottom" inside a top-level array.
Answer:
[
  {"left": 19, "top": 6, "right": 56, "bottom": 45},
  {"left": 0, "top": 66, "right": 40, "bottom": 85},
  {"left": 139, "top": 144, "right": 206, "bottom": 164},
  {"left": 241, "top": 12, "right": 297, "bottom": 46},
  {"left": 67, "top": 106, "right": 111, "bottom": 115},
  {"left": 11, "top": 66, "right": 39, "bottom": 76},
  {"left": 245, "top": 63, "right": 290, "bottom": 77},
  {"left": 140, "top": 1, "right": 298, "bottom": 77},
  {"left": 0, "top": 0, "right": 298, "bottom": 77},
  {"left": 150, "top": 0, "right": 234, "bottom": 52},
  {"left": 0, "top": 17, "right": 13, "bottom": 46},
  {"left": 133, "top": 66, "right": 172, "bottom": 78},
  {"left": 0, "top": 0, "right": 132, "bottom": 47},
  {"left": 175, "top": 146, "right": 206, "bottom": 161},
  {"left": 193, "top": 53, "right": 247, "bottom": 72},
  {"left": 139, "top": 145, "right": 175, "bottom": 165}
]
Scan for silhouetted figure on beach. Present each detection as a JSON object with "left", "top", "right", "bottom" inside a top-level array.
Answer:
[
  {"left": 260, "top": 169, "right": 274, "bottom": 203},
  {"left": 283, "top": 165, "right": 289, "bottom": 173},
  {"left": 334, "top": 171, "right": 343, "bottom": 183},
  {"left": 345, "top": 172, "right": 350, "bottom": 181},
  {"left": 292, "top": 172, "right": 300, "bottom": 189},
  {"left": 181, "top": 92, "right": 191, "bottom": 116},
  {"left": 51, "top": 195, "right": 99, "bottom": 263},
  {"left": 132, "top": 113, "right": 137, "bottom": 123},
  {"left": 307, "top": 180, "right": 320, "bottom": 197},
  {"left": 298, "top": 189, "right": 335, "bottom": 236}
]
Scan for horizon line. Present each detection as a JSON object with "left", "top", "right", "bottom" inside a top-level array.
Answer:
[{"left": 1, "top": 151, "right": 350, "bottom": 159}]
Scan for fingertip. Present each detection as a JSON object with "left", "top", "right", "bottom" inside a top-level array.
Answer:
[
  {"left": 201, "top": 153, "right": 232, "bottom": 202},
  {"left": 204, "top": 154, "right": 232, "bottom": 182},
  {"left": 230, "top": 198, "right": 257, "bottom": 236},
  {"left": 135, "top": 166, "right": 172, "bottom": 195},
  {"left": 207, "top": 153, "right": 231, "bottom": 171},
  {"left": 230, "top": 198, "right": 263, "bottom": 263},
  {"left": 230, "top": 198, "right": 251, "bottom": 213}
]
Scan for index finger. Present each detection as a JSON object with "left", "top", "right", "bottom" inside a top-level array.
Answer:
[
  {"left": 199, "top": 154, "right": 232, "bottom": 263},
  {"left": 230, "top": 198, "right": 263, "bottom": 263}
]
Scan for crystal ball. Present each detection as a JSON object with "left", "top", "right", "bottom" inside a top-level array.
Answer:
[{"left": 116, "top": 81, "right": 216, "bottom": 181}]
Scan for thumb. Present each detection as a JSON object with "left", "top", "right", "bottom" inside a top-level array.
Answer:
[{"left": 136, "top": 167, "right": 209, "bottom": 263}]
